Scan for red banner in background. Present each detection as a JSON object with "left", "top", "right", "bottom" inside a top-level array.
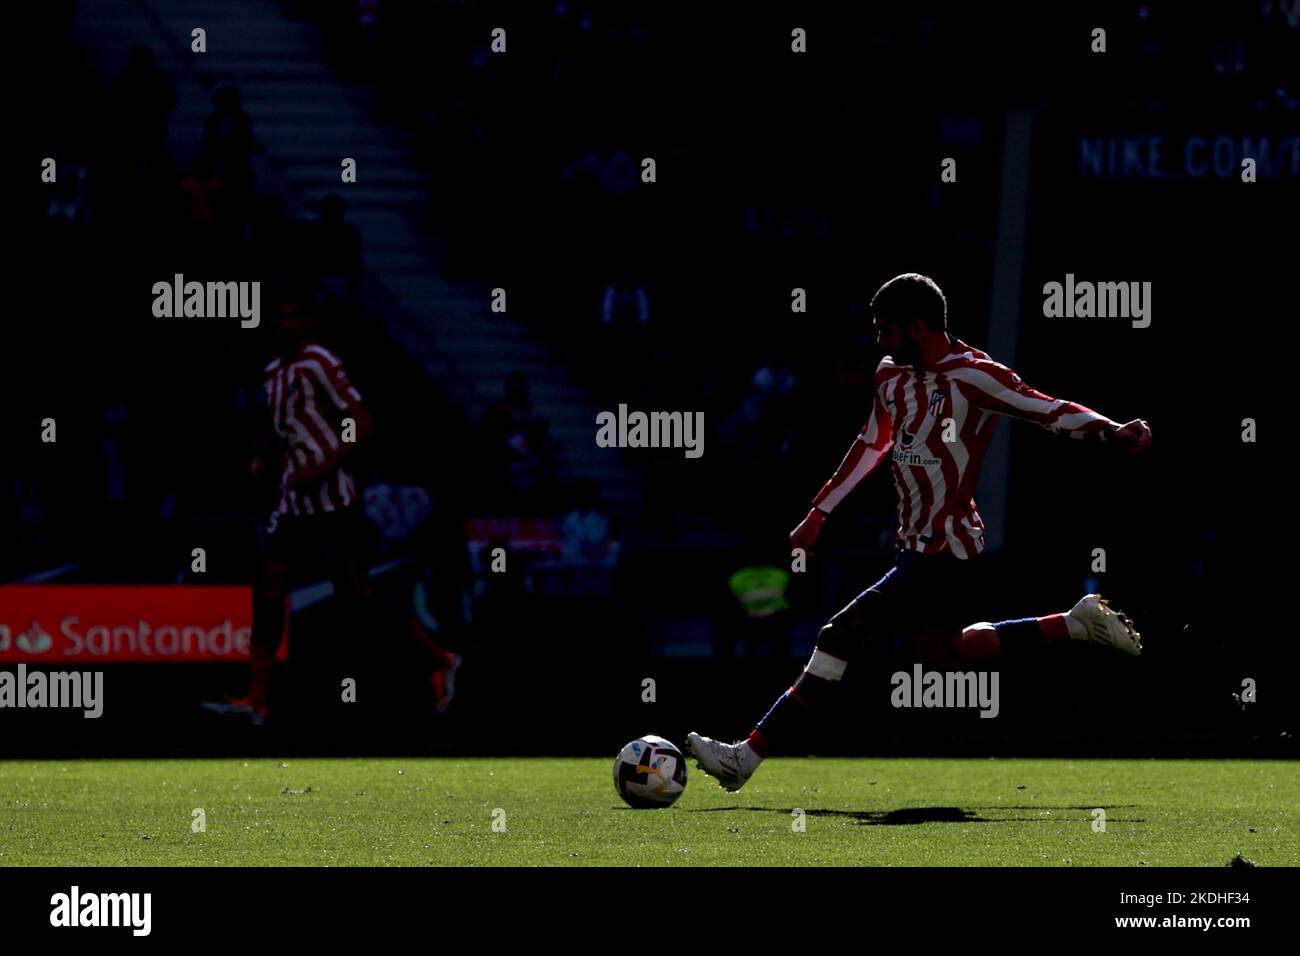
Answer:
[{"left": 0, "top": 586, "right": 288, "bottom": 663}]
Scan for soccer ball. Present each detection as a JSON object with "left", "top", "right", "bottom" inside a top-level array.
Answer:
[{"left": 612, "top": 735, "right": 688, "bottom": 809}]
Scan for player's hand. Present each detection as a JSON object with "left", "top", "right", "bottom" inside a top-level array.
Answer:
[
  {"left": 1112, "top": 419, "right": 1152, "bottom": 454},
  {"left": 790, "top": 508, "right": 826, "bottom": 556}
]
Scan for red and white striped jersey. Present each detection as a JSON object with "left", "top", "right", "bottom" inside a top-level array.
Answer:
[
  {"left": 811, "top": 337, "right": 1115, "bottom": 559},
  {"left": 262, "top": 343, "right": 363, "bottom": 516}
]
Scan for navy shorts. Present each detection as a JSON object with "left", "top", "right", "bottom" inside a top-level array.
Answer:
[
  {"left": 851, "top": 548, "right": 977, "bottom": 633},
  {"left": 259, "top": 506, "right": 375, "bottom": 573}
]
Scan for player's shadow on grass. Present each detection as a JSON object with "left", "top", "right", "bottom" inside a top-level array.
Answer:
[
  {"left": 692, "top": 806, "right": 1144, "bottom": 825},
  {"left": 692, "top": 806, "right": 978, "bottom": 824},
  {"left": 967, "top": 805, "right": 1140, "bottom": 811}
]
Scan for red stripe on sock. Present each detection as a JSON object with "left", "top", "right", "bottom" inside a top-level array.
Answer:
[
  {"left": 1038, "top": 613, "right": 1070, "bottom": 644},
  {"left": 247, "top": 644, "right": 276, "bottom": 709},
  {"left": 746, "top": 729, "right": 770, "bottom": 758},
  {"left": 408, "top": 617, "right": 454, "bottom": 669}
]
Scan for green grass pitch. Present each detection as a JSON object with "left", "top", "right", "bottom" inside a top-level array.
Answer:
[{"left": 2, "top": 757, "right": 1295, "bottom": 866}]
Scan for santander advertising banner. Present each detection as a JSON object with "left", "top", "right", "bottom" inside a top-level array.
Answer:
[{"left": 0, "top": 586, "right": 287, "bottom": 663}]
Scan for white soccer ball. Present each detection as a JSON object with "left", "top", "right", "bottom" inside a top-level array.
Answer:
[{"left": 613, "top": 735, "right": 688, "bottom": 809}]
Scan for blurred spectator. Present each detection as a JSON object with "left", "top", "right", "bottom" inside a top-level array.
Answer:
[
  {"left": 721, "top": 363, "right": 798, "bottom": 455},
  {"left": 474, "top": 371, "right": 570, "bottom": 513},
  {"left": 315, "top": 194, "right": 364, "bottom": 302},
  {"left": 554, "top": 478, "right": 619, "bottom": 596},
  {"left": 558, "top": 478, "right": 610, "bottom": 561},
  {"left": 178, "top": 155, "right": 223, "bottom": 228},
  {"left": 0, "top": 479, "right": 48, "bottom": 579},
  {"left": 364, "top": 483, "right": 434, "bottom": 547},
  {"left": 244, "top": 192, "right": 298, "bottom": 274},
  {"left": 480, "top": 370, "right": 533, "bottom": 434},
  {"left": 200, "top": 85, "right": 256, "bottom": 225},
  {"left": 109, "top": 46, "right": 176, "bottom": 159},
  {"left": 514, "top": 417, "right": 568, "bottom": 513},
  {"left": 561, "top": 147, "right": 650, "bottom": 313},
  {"left": 477, "top": 370, "right": 533, "bottom": 502}
]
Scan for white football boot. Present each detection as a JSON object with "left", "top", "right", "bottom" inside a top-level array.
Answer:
[
  {"left": 684, "top": 732, "right": 763, "bottom": 792},
  {"left": 1066, "top": 594, "right": 1142, "bottom": 656}
]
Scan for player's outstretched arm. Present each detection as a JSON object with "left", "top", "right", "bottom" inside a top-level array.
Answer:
[{"left": 948, "top": 360, "right": 1151, "bottom": 453}]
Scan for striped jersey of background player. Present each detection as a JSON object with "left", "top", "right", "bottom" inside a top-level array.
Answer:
[
  {"left": 203, "top": 296, "right": 460, "bottom": 723},
  {"left": 686, "top": 274, "right": 1153, "bottom": 791}
]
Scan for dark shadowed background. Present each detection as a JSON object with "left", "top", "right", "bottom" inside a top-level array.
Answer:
[{"left": 8, "top": 0, "right": 1296, "bottom": 756}]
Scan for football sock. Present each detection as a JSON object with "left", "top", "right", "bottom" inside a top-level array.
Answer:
[
  {"left": 752, "top": 686, "right": 811, "bottom": 755},
  {"left": 247, "top": 593, "right": 286, "bottom": 708},
  {"left": 246, "top": 644, "right": 276, "bottom": 709},
  {"left": 752, "top": 648, "right": 847, "bottom": 754},
  {"left": 745, "top": 729, "right": 770, "bottom": 759},
  {"left": 407, "top": 616, "right": 455, "bottom": 670},
  {"left": 988, "top": 614, "right": 1071, "bottom": 655}
]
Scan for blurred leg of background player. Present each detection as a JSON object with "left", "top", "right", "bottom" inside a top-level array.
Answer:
[
  {"left": 328, "top": 551, "right": 463, "bottom": 715},
  {"left": 204, "top": 510, "right": 461, "bottom": 722},
  {"left": 245, "top": 554, "right": 288, "bottom": 723}
]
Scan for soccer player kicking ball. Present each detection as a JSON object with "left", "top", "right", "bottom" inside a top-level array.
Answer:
[
  {"left": 687, "top": 274, "right": 1150, "bottom": 791},
  {"left": 203, "top": 298, "right": 460, "bottom": 724}
]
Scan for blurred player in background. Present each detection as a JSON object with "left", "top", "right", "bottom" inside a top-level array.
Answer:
[
  {"left": 688, "top": 273, "right": 1151, "bottom": 790},
  {"left": 203, "top": 297, "right": 460, "bottom": 723}
]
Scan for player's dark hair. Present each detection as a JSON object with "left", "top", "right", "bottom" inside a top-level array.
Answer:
[{"left": 870, "top": 273, "right": 948, "bottom": 332}]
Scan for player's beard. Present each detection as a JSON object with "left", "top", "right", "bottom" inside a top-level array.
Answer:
[{"left": 890, "top": 339, "right": 920, "bottom": 367}]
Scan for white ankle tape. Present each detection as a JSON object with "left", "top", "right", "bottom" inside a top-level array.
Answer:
[{"left": 805, "top": 649, "right": 847, "bottom": 681}]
